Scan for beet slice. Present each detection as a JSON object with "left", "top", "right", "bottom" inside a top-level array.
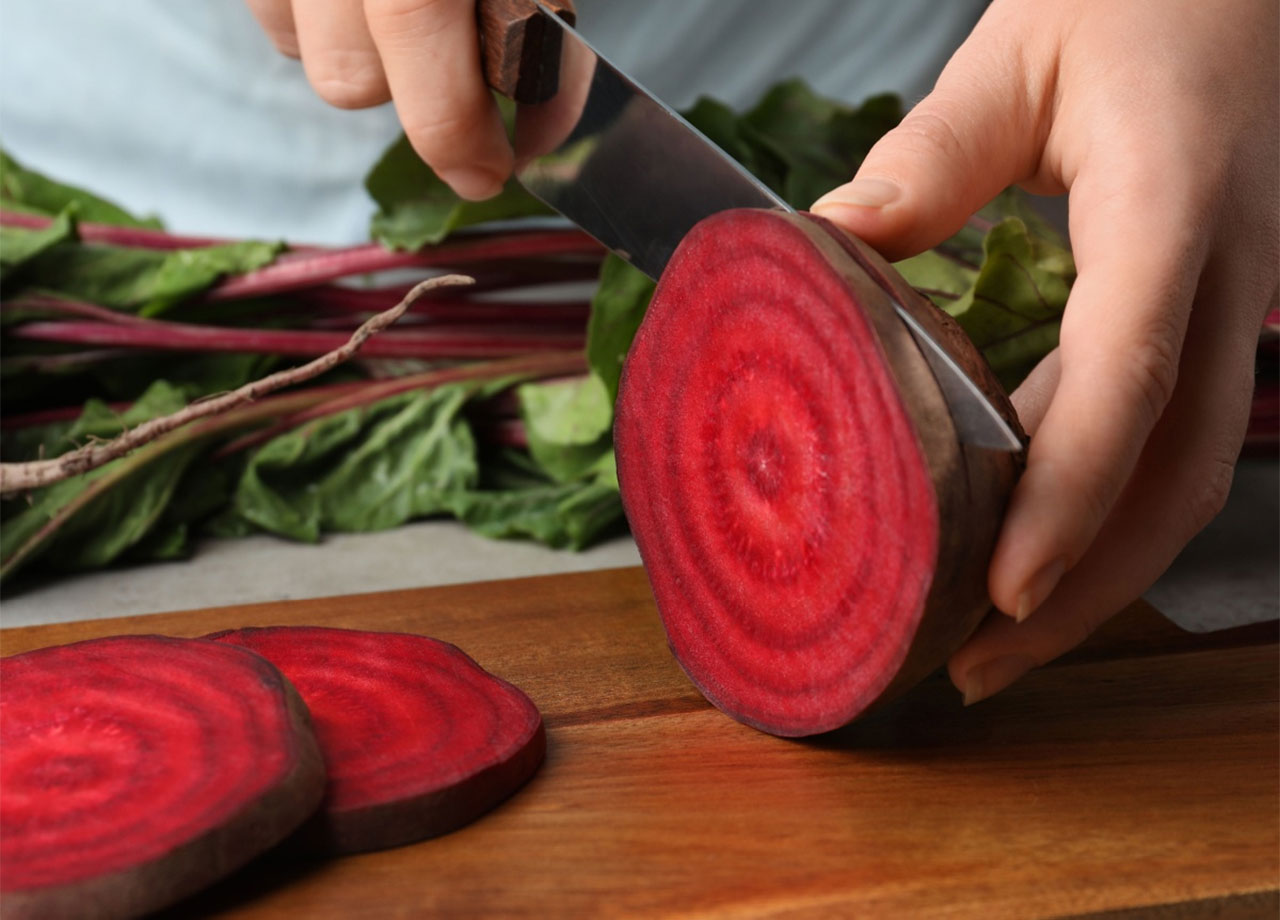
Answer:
[
  {"left": 614, "top": 209, "right": 1025, "bottom": 737},
  {"left": 0, "top": 635, "right": 325, "bottom": 920},
  {"left": 207, "top": 626, "right": 546, "bottom": 854}
]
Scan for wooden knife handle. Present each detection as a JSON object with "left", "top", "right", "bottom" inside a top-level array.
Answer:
[{"left": 477, "top": 0, "right": 577, "bottom": 104}]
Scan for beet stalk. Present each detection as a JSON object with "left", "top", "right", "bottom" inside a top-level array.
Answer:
[
  {"left": 0, "top": 636, "right": 325, "bottom": 920},
  {"left": 614, "top": 209, "right": 1025, "bottom": 737},
  {"left": 208, "top": 232, "right": 600, "bottom": 301},
  {"left": 207, "top": 626, "right": 546, "bottom": 854}
]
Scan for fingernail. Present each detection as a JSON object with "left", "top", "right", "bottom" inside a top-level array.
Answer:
[
  {"left": 439, "top": 166, "right": 503, "bottom": 200},
  {"left": 962, "top": 654, "right": 1038, "bottom": 706},
  {"left": 813, "top": 177, "right": 900, "bottom": 211},
  {"left": 1014, "top": 556, "right": 1067, "bottom": 623}
]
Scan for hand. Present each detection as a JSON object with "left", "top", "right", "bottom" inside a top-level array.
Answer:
[
  {"left": 245, "top": 0, "right": 511, "bottom": 200},
  {"left": 811, "top": 0, "right": 1278, "bottom": 703}
]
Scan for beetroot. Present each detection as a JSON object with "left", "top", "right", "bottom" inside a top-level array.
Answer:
[
  {"left": 0, "top": 635, "right": 325, "bottom": 920},
  {"left": 207, "top": 626, "right": 546, "bottom": 853},
  {"left": 614, "top": 209, "right": 1024, "bottom": 737}
]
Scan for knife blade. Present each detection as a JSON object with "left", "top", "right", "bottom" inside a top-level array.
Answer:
[{"left": 478, "top": 0, "right": 1022, "bottom": 452}]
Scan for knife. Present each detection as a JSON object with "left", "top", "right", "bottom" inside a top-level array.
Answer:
[{"left": 477, "top": 0, "right": 1022, "bottom": 452}]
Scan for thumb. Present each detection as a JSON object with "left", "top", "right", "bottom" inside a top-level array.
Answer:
[{"left": 811, "top": 28, "right": 1048, "bottom": 261}]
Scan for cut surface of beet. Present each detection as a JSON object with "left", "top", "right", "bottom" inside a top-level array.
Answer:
[
  {"left": 207, "top": 626, "right": 545, "bottom": 854},
  {"left": 0, "top": 635, "right": 325, "bottom": 920},
  {"left": 614, "top": 209, "right": 1023, "bottom": 737}
]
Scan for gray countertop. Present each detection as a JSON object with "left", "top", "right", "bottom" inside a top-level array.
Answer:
[{"left": 2, "top": 459, "right": 1275, "bottom": 634}]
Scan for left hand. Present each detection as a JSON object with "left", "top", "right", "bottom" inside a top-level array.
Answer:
[{"left": 811, "top": 0, "right": 1278, "bottom": 703}]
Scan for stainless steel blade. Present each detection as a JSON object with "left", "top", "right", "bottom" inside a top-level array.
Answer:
[
  {"left": 512, "top": 3, "right": 1021, "bottom": 451},
  {"left": 895, "top": 309, "right": 1024, "bottom": 451},
  {"left": 511, "top": 4, "right": 789, "bottom": 280}
]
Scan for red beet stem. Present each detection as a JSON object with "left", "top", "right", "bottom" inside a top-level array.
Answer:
[
  {"left": 3, "top": 293, "right": 152, "bottom": 325},
  {"left": 471, "top": 417, "right": 530, "bottom": 449},
  {"left": 213, "top": 351, "right": 585, "bottom": 458},
  {"left": 13, "top": 318, "right": 584, "bottom": 359},
  {"left": 0, "top": 349, "right": 141, "bottom": 375},
  {"left": 462, "top": 258, "right": 605, "bottom": 291},
  {"left": 209, "top": 233, "right": 600, "bottom": 301},
  {"left": 292, "top": 286, "right": 590, "bottom": 325},
  {"left": 0, "top": 209, "right": 250, "bottom": 251},
  {"left": 1, "top": 402, "right": 130, "bottom": 429}
]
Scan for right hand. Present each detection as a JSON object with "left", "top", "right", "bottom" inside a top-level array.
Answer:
[{"left": 246, "top": 0, "right": 511, "bottom": 200}]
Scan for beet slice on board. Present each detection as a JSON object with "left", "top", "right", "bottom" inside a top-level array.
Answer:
[
  {"left": 207, "top": 626, "right": 546, "bottom": 854},
  {"left": 614, "top": 209, "right": 1026, "bottom": 737},
  {"left": 0, "top": 635, "right": 325, "bottom": 920}
]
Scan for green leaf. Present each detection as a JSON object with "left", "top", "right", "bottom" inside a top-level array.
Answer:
[
  {"left": 90, "top": 352, "right": 281, "bottom": 403},
  {"left": 683, "top": 96, "right": 785, "bottom": 193},
  {"left": 1, "top": 148, "right": 161, "bottom": 228},
  {"left": 52, "top": 379, "right": 190, "bottom": 456},
  {"left": 895, "top": 248, "right": 979, "bottom": 305},
  {"left": 0, "top": 207, "right": 76, "bottom": 279},
  {"left": 1, "top": 441, "right": 205, "bottom": 579},
  {"left": 586, "top": 254, "right": 655, "bottom": 402},
  {"left": 736, "top": 81, "right": 903, "bottom": 207},
  {"left": 447, "top": 479, "right": 624, "bottom": 550},
  {"left": 587, "top": 448, "right": 619, "bottom": 490},
  {"left": 200, "top": 506, "right": 260, "bottom": 540},
  {"left": 13, "top": 238, "right": 284, "bottom": 314},
  {"left": 125, "top": 520, "right": 191, "bottom": 563},
  {"left": 939, "top": 217, "right": 1075, "bottom": 388},
  {"left": 0, "top": 381, "right": 206, "bottom": 581},
  {"left": 518, "top": 373, "right": 613, "bottom": 483},
  {"left": 365, "top": 134, "right": 551, "bottom": 251},
  {"left": 234, "top": 386, "right": 479, "bottom": 542}
]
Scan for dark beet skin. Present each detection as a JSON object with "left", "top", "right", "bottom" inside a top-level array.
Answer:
[
  {"left": 207, "top": 626, "right": 546, "bottom": 854},
  {"left": 614, "top": 208, "right": 1025, "bottom": 737},
  {"left": 0, "top": 635, "right": 325, "bottom": 920}
]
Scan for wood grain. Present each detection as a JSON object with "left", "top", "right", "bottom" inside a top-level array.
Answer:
[
  {"left": 477, "top": 0, "right": 576, "bottom": 103},
  {"left": 2, "top": 567, "right": 1276, "bottom": 919}
]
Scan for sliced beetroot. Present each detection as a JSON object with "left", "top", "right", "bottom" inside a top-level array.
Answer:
[
  {"left": 0, "top": 635, "right": 325, "bottom": 920},
  {"left": 614, "top": 209, "right": 1025, "bottom": 737},
  {"left": 207, "top": 626, "right": 545, "bottom": 854}
]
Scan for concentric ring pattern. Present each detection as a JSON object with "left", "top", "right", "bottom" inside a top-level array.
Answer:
[
  {"left": 210, "top": 627, "right": 541, "bottom": 813},
  {"left": 1, "top": 636, "right": 299, "bottom": 890},
  {"left": 616, "top": 211, "right": 939, "bottom": 736}
]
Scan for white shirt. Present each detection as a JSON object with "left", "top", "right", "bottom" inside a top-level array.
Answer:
[{"left": 0, "top": 1, "right": 984, "bottom": 243}]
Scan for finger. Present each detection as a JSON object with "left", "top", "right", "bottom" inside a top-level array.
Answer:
[
  {"left": 245, "top": 0, "right": 300, "bottom": 57},
  {"left": 953, "top": 249, "right": 1262, "bottom": 703},
  {"left": 364, "top": 0, "right": 512, "bottom": 200},
  {"left": 1009, "top": 348, "right": 1062, "bottom": 437},
  {"left": 810, "top": 7, "right": 1052, "bottom": 260},
  {"left": 986, "top": 154, "right": 1213, "bottom": 623},
  {"left": 292, "top": 0, "right": 390, "bottom": 109}
]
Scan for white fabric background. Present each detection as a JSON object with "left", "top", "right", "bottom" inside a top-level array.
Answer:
[{"left": 0, "top": 1, "right": 984, "bottom": 243}]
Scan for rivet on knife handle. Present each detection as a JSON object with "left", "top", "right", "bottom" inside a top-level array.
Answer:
[{"left": 477, "top": 0, "right": 577, "bottom": 104}]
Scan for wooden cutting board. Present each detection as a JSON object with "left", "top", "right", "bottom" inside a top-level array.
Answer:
[{"left": 3, "top": 566, "right": 1277, "bottom": 919}]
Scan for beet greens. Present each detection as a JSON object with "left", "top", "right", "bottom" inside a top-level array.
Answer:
[{"left": 0, "top": 80, "right": 1111, "bottom": 587}]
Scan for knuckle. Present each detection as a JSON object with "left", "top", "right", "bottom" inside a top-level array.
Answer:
[
  {"left": 1124, "top": 321, "right": 1182, "bottom": 428},
  {"left": 894, "top": 106, "right": 974, "bottom": 171},
  {"left": 1064, "top": 603, "right": 1113, "bottom": 653},
  {"left": 402, "top": 109, "right": 491, "bottom": 168},
  {"left": 307, "top": 54, "right": 389, "bottom": 109},
  {"left": 1185, "top": 454, "right": 1236, "bottom": 531},
  {"left": 1072, "top": 469, "right": 1114, "bottom": 539},
  {"left": 364, "top": 0, "right": 457, "bottom": 39},
  {"left": 267, "top": 30, "right": 301, "bottom": 58}
]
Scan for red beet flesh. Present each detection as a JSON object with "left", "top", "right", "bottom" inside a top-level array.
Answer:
[
  {"left": 0, "top": 635, "right": 325, "bottom": 920},
  {"left": 207, "top": 626, "right": 546, "bottom": 853},
  {"left": 615, "top": 209, "right": 1023, "bottom": 737}
]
